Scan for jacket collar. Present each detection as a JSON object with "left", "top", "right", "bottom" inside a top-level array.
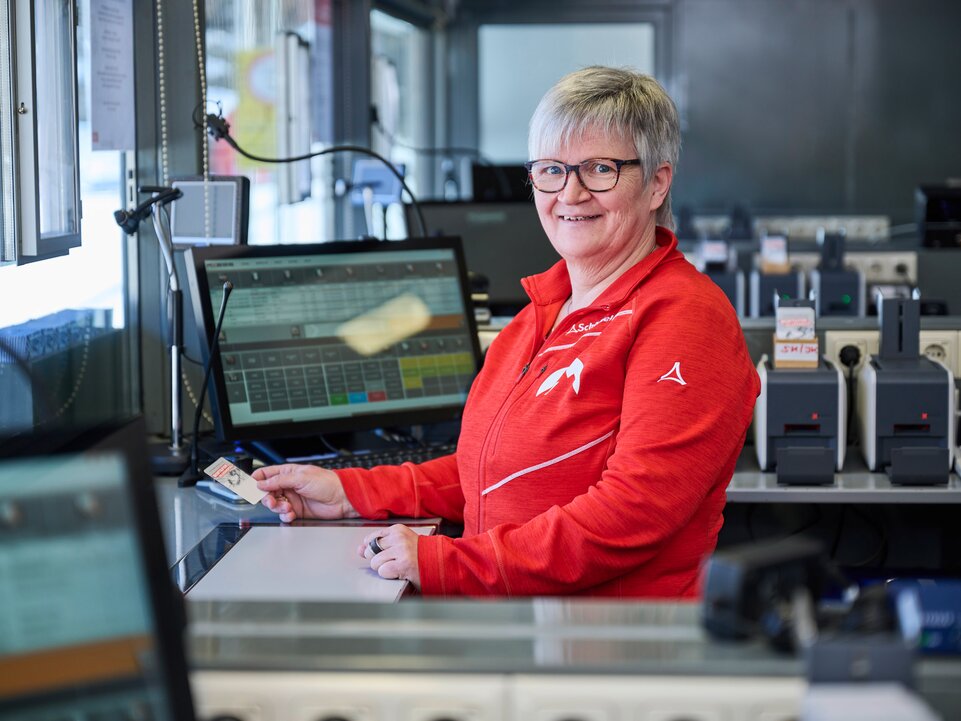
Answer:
[{"left": 521, "top": 226, "right": 680, "bottom": 309}]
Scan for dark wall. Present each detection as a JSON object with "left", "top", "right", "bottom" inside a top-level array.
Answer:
[{"left": 449, "top": 0, "right": 961, "bottom": 224}]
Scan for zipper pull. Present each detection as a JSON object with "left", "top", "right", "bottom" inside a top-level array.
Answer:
[{"left": 516, "top": 363, "right": 530, "bottom": 382}]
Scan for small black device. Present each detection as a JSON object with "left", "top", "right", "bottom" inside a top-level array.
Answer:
[
  {"left": 811, "top": 228, "right": 865, "bottom": 317},
  {"left": 470, "top": 163, "right": 531, "bottom": 202},
  {"left": 0, "top": 417, "right": 196, "bottom": 721},
  {"left": 915, "top": 183, "right": 961, "bottom": 248},
  {"left": 749, "top": 270, "right": 806, "bottom": 317},
  {"left": 702, "top": 536, "right": 828, "bottom": 646},
  {"left": 184, "top": 237, "right": 481, "bottom": 454},
  {"left": 170, "top": 175, "right": 251, "bottom": 246}
]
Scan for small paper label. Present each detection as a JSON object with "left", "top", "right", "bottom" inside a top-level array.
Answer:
[
  {"left": 775, "top": 305, "right": 816, "bottom": 340},
  {"left": 760, "top": 235, "right": 789, "bottom": 266},
  {"left": 774, "top": 340, "right": 820, "bottom": 363}
]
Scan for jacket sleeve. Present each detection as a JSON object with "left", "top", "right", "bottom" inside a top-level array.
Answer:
[
  {"left": 336, "top": 454, "right": 465, "bottom": 522},
  {"left": 417, "top": 294, "right": 760, "bottom": 596}
]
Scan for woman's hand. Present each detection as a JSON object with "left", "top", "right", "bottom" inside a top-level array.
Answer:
[
  {"left": 253, "top": 464, "right": 359, "bottom": 523},
  {"left": 359, "top": 524, "right": 421, "bottom": 589}
]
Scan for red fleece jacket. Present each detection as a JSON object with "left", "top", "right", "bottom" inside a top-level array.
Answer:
[{"left": 337, "top": 228, "right": 760, "bottom": 598}]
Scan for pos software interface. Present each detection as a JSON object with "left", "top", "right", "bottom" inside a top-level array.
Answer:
[
  {"left": 185, "top": 237, "right": 482, "bottom": 445},
  {"left": 0, "top": 418, "right": 195, "bottom": 721}
]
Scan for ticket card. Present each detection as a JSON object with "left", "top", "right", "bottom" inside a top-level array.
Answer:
[{"left": 203, "top": 457, "right": 267, "bottom": 505}]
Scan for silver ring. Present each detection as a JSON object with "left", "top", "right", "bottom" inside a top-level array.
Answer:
[{"left": 368, "top": 537, "right": 384, "bottom": 555}]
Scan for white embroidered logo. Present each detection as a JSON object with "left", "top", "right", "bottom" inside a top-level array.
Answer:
[
  {"left": 657, "top": 361, "right": 687, "bottom": 385},
  {"left": 536, "top": 357, "right": 584, "bottom": 396}
]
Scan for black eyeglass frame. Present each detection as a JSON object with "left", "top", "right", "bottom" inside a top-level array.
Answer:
[{"left": 523, "top": 158, "right": 641, "bottom": 193}]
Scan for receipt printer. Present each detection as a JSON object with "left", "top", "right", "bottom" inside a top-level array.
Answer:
[
  {"left": 754, "top": 355, "right": 845, "bottom": 485},
  {"left": 859, "top": 296, "right": 955, "bottom": 484}
]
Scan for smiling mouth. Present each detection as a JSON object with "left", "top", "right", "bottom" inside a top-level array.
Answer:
[{"left": 559, "top": 215, "right": 601, "bottom": 222}]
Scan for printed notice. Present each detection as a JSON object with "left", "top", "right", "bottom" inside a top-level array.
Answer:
[{"left": 91, "top": 0, "right": 135, "bottom": 150}]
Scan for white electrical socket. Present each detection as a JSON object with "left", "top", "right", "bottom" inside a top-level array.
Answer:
[
  {"left": 824, "top": 330, "right": 880, "bottom": 375},
  {"left": 919, "top": 330, "right": 960, "bottom": 378},
  {"left": 757, "top": 215, "right": 889, "bottom": 241},
  {"left": 845, "top": 251, "right": 918, "bottom": 284}
]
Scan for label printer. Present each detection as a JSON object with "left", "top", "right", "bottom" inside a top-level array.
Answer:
[
  {"left": 859, "top": 296, "right": 956, "bottom": 484},
  {"left": 755, "top": 358, "right": 846, "bottom": 485},
  {"left": 754, "top": 298, "right": 845, "bottom": 485}
]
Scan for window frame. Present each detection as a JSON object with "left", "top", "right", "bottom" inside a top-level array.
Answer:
[{"left": 6, "top": 0, "right": 82, "bottom": 265}]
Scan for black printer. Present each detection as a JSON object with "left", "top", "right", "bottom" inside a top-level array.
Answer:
[
  {"left": 858, "top": 296, "right": 956, "bottom": 484},
  {"left": 755, "top": 356, "right": 845, "bottom": 485}
]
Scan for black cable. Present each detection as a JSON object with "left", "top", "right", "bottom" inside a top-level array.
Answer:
[
  {"left": 372, "top": 121, "right": 521, "bottom": 201},
  {"left": 372, "top": 118, "right": 488, "bottom": 160},
  {"left": 838, "top": 344, "right": 861, "bottom": 447},
  {"left": 316, "top": 433, "right": 343, "bottom": 455},
  {"left": 848, "top": 505, "right": 889, "bottom": 567},
  {"left": 787, "top": 505, "right": 823, "bottom": 538},
  {"left": 196, "top": 109, "right": 429, "bottom": 238}
]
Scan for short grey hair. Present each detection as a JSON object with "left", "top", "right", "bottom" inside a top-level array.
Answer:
[{"left": 528, "top": 66, "right": 681, "bottom": 229}]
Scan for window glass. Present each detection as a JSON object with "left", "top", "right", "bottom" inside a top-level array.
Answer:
[
  {"left": 0, "top": 0, "right": 131, "bottom": 431},
  {"left": 370, "top": 9, "right": 430, "bottom": 238},
  {"left": 478, "top": 23, "right": 656, "bottom": 162},
  {"left": 0, "top": 1, "right": 16, "bottom": 260},
  {"left": 205, "top": 1, "right": 333, "bottom": 245},
  {"left": 35, "top": 0, "right": 80, "bottom": 244}
]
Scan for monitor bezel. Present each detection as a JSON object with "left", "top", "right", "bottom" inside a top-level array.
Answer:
[
  {"left": 170, "top": 175, "right": 251, "bottom": 247},
  {"left": 0, "top": 417, "right": 196, "bottom": 721},
  {"left": 185, "top": 236, "right": 483, "bottom": 443}
]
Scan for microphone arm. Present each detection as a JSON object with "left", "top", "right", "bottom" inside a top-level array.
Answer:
[
  {"left": 114, "top": 186, "right": 183, "bottom": 236},
  {"left": 178, "top": 281, "right": 233, "bottom": 487},
  {"left": 114, "top": 186, "right": 189, "bottom": 473}
]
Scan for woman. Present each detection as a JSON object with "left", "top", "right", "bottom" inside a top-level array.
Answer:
[{"left": 254, "top": 66, "right": 759, "bottom": 598}]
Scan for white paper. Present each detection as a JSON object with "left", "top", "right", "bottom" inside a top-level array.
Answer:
[
  {"left": 775, "top": 305, "right": 816, "bottom": 340},
  {"left": 761, "top": 235, "right": 789, "bottom": 266},
  {"left": 186, "top": 525, "right": 435, "bottom": 602},
  {"left": 90, "top": 0, "right": 135, "bottom": 151}
]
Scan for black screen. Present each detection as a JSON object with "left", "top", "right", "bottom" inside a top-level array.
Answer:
[
  {"left": 186, "top": 238, "right": 481, "bottom": 442},
  {"left": 406, "top": 201, "right": 560, "bottom": 313}
]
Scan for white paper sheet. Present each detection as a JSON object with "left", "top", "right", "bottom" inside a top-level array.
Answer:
[{"left": 186, "top": 525, "right": 434, "bottom": 603}]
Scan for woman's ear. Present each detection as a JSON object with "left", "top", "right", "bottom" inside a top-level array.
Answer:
[{"left": 648, "top": 163, "right": 673, "bottom": 212}]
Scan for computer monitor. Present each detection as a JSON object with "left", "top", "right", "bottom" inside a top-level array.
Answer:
[
  {"left": 470, "top": 163, "right": 531, "bottom": 202},
  {"left": 0, "top": 417, "right": 196, "bottom": 721},
  {"left": 184, "top": 237, "right": 482, "bottom": 444},
  {"left": 170, "top": 175, "right": 250, "bottom": 246},
  {"left": 404, "top": 201, "right": 560, "bottom": 314}
]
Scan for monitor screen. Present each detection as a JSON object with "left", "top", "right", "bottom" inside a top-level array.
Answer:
[
  {"left": 406, "top": 201, "right": 560, "bottom": 314},
  {"left": 470, "top": 163, "right": 531, "bottom": 202},
  {"left": 170, "top": 176, "right": 250, "bottom": 246},
  {"left": 0, "top": 419, "right": 195, "bottom": 721},
  {"left": 185, "top": 237, "right": 482, "bottom": 443}
]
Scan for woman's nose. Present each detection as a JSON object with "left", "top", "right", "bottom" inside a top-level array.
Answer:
[{"left": 557, "top": 170, "right": 591, "bottom": 203}]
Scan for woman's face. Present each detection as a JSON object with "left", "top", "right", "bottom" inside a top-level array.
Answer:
[{"left": 532, "top": 128, "right": 671, "bottom": 272}]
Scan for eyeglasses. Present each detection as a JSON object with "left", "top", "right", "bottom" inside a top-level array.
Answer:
[{"left": 524, "top": 158, "right": 641, "bottom": 193}]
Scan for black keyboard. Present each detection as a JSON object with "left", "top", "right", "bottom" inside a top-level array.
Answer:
[{"left": 308, "top": 443, "right": 457, "bottom": 470}]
